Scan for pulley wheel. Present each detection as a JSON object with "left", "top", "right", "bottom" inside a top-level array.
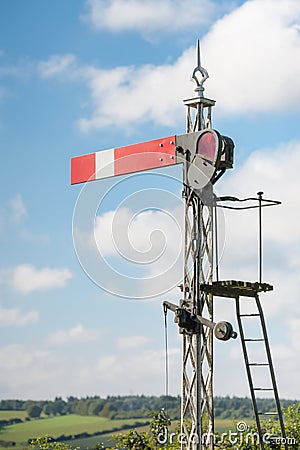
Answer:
[{"left": 214, "top": 321, "right": 233, "bottom": 341}]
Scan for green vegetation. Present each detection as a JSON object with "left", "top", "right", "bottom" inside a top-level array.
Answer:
[
  {"left": 0, "top": 396, "right": 297, "bottom": 421},
  {"left": 111, "top": 405, "right": 300, "bottom": 450},
  {"left": 0, "top": 415, "right": 148, "bottom": 449},
  {"left": 0, "top": 412, "right": 28, "bottom": 421},
  {"left": 0, "top": 397, "right": 299, "bottom": 449},
  {"left": 10, "top": 404, "right": 299, "bottom": 449}
]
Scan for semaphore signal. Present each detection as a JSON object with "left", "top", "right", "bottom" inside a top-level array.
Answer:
[{"left": 70, "top": 41, "right": 287, "bottom": 450}]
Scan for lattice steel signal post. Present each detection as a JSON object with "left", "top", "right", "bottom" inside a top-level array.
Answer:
[{"left": 71, "top": 42, "right": 287, "bottom": 450}]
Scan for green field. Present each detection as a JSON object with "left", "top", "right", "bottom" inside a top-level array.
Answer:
[
  {"left": 0, "top": 411, "right": 254, "bottom": 449},
  {"left": 0, "top": 414, "right": 149, "bottom": 449},
  {"left": 0, "top": 411, "right": 28, "bottom": 421}
]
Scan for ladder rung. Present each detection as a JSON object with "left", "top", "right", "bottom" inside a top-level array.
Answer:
[
  {"left": 239, "top": 314, "right": 260, "bottom": 317},
  {"left": 244, "top": 338, "right": 264, "bottom": 342},
  {"left": 253, "top": 388, "right": 274, "bottom": 391},
  {"left": 248, "top": 363, "right": 269, "bottom": 366},
  {"left": 258, "top": 412, "right": 278, "bottom": 416}
]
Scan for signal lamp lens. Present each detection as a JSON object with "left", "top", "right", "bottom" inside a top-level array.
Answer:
[{"left": 196, "top": 131, "right": 218, "bottom": 163}]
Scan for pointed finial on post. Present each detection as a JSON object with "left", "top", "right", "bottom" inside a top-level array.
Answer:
[
  {"left": 192, "top": 40, "right": 209, "bottom": 98},
  {"left": 183, "top": 40, "right": 214, "bottom": 132},
  {"left": 197, "top": 39, "right": 201, "bottom": 67}
]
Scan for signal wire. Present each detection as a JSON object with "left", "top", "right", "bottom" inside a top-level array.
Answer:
[
  {"left": 163, "top": 303, "right": 169, "bottom": 417},
  {"left": 214, "top": 205, "right": 219, "bottom": 282}
]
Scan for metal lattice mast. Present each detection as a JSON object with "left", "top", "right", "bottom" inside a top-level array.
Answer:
[{"left": 180, "top": 41, "right": 215, "bottom": 450}]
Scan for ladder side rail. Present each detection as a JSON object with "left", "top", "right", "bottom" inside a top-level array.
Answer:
[
  {"left": 254, "top": 294, "right": 288, "bottom": 450},
  {"left": 235, "top": 296, "right": 265, "bottom": 450}
]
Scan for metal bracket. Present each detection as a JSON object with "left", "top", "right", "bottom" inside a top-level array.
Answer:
[{"left": 163, "top": 301, "right": 237, "bottom": 341}]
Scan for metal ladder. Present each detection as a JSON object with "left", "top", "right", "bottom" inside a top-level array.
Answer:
[
  {"left": 201, "top": 280, "right": 288, "bottom": 450},
  {"left": 235, "top": 291, "right": 287, "bottom": 450}
]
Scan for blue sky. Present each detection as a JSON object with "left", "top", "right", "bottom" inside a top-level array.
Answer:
[{"left": 1, "top": 0, "right": 300, "bottom": 401}]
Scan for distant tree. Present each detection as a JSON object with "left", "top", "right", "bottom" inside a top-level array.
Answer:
[
  {"left": 43, "top": 402, "right": 57, "bottom": 417},
  {"left": 65, "top": 396, "right": 78, "bottom": 414},
  {"left": 74, "top": 400, "right": 89, "bottom": 416},
  {"left": 27, "top": 404, "right": 42, "bottom": 419},
  {"left": 100, "top": 402, "right": 117, "bottom": 419},
  {"left": 0, "top": 399, "right": 26, "bottom": 410},
  {"left": 87, "top": 399, "right": 104, "bottom": 416},
  {"left": 53, "top": 397, "right": 67, "bottom": 415}
]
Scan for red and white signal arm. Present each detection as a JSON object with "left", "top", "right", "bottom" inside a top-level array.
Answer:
[
  {"left": 71, "top": 136, "right": 178, "bottom": 185},
  {"left": 70, "top": 130, "right": 233, "bottom": 186}
]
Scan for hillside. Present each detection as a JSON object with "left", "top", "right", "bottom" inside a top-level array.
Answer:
[{"left": 0, "top": 395, "right": 297, "bottom": 421}]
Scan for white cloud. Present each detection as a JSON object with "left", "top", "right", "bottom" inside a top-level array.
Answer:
[
  {"left": 216, "top": 140, "right": 300, "bottom": 314},
  {"left": 38, "top": 54, "right": 76, "bottom": 78},
  {"left": 0, "top": 344, "right": 65, "bottom": 398},
  {"left": 116, "top": 335, "right": 150, "bottom": 350},
  {"left": 203, "top": 0, "right": 300, "bottom": 114},
  {"left": 79, "top": 202, "right": 184, "bottom": 298},
  {"left": 0, "top": 345, "right": 51, "bottom": 371},
  {"left": 77, "top": 0, "right": 300, "bottom": 130},
  {"left": 77, "top": 50, "right": 193, "bottom": 132},
  {"left": 0, "top": 56, "right": 32, "bottom": 110},
  {"left": 95, "top": 206, "right": 182, "bottom": 261},
  {"left": 11, "top": 264, "right": 73, "bottom": 293},
  {"left": 219, "top": 140, "right": 300, "bottom": 253},
  {"left": 0, "top": 64, "right": 22, "bottom": 78},
  {"left": 285, "top": 317, "right": 300, "bottom": 351},
  {"left": 46, "top": 323, "right": 102, "bottom": 345},
  {"left": 0, "top": 195, "right": 27, "bottom": 232},
  {"left": 0, "top": 195, "right": 48, "bottom": 244},
  {"left": 0, "top": 307, "right": 39, "bottom": 326},
  {"left": 83, "top": 0, "right": 222, "bottom": 35},
  {"left": 0, "top": 340, "right": 182, "bottom": 399},
  {"left": 214, "top": 337, "right": 298, "bottom": 399},
  {"left": 10, "top": 194, "right": 27, "bottom": 223},
  {"left": 94, "top": 208, "right": 125, "bottom": 257},
  {"left": 94, "top": 347, "right": 181, "bottom": 395},
  {"left": 250, "top": 320, "right": 300, "bottom": 399},
  {"left": 18, "top": 229, "right": 50, "bottom": 244},
  {"left": 33, "top": 1, "right": 300, "bottom": 132}
]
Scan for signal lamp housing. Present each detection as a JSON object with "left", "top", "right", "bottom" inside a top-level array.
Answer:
[
  {"left": 176, "top": 129, "right": 234, "bottom": 190},
  {"left": 196, "top": 129, "right": 234, "bottom": 170}
]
